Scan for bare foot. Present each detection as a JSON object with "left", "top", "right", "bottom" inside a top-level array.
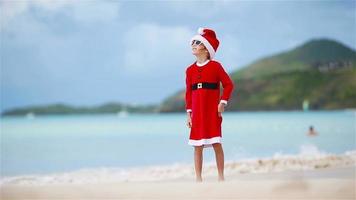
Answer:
[
  {"left": 218, "top": 176, "right": 225, "bottom": 182},
  {"left": 196, "top": 177, "right": 203, "bottom": 182}
]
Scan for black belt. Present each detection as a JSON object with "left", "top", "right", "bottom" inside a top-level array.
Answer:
[{"left": 191, "top": 82, "right": 219, "bottom": 90}]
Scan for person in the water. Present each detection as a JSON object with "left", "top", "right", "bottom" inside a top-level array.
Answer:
[{"left": 307, "top": 125, "right": 318, "bottom": 136}]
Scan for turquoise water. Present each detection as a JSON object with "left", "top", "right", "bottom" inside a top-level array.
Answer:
[{"left": 1, "top": 110, "right": 355, "bottom": 177}]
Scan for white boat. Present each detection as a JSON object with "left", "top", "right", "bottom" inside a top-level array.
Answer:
[
  {"left": 26, "top": 112, "right": 35, "bottom": 119},
  {"left": 117, "top": 110, "right": 129, "bottom": 118}
]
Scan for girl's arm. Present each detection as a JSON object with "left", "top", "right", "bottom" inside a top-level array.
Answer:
[
  {"left": 185, "top": 69, "right": 193, "bottom": 128},
  {"left": 185, "top": 69, "right": 192, "bottom": 113},
  {"left": 217, "top": 64, "right": 234, "bottom": 105}
]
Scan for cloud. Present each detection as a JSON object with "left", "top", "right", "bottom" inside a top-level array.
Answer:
[
  {"left": 163, "top": 1, "right": 235, "bottom": 18},
  {"left": 216, "top": 34, "right": 241, "bottom": 72},
  {"left": 122, "top": 23, "right": 193, "bottom": 75},
  {"left": 0, "top": 0, "right": 69, "bottom": 27},
  {"left": 0, "top": 0, "right": 120, "bottom": 29},
  {"left": 69, "top": 1, "right": 119, "bottom": 24},
  {"left": 0, "top": 1, "right": 27, "bottom": 27}
]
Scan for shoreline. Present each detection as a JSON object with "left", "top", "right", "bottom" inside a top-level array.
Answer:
[{"left": 1, "top": 150, "right": 355, "bottom": 185}]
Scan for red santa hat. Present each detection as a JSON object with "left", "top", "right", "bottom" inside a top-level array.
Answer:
[{"left": 190, "top": 27, "right": 220, "bottom": 59}]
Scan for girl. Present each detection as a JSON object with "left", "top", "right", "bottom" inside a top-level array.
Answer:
[{"left": 185, "top": 28, "right": 234, "bottom": 182}]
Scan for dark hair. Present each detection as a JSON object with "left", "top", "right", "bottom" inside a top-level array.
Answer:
[{"left": 203, "top": 45, "right": 210, "bottom": 59}]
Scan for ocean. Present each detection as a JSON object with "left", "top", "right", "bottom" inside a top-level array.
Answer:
[{"left": 1, "top": 110, "right": 355, "bottom": 179}]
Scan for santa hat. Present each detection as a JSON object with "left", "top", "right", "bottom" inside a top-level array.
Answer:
[{"left": 190, "top": 27, "right": 220, "bottom": 59}]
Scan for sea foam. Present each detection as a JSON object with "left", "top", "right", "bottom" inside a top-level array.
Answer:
[{"left": 1, "top": 147, "right": 355, "bottom": 186}]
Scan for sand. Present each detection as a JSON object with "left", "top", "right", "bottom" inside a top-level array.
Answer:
[
  {"left": 1, "top": 166, "right": 355, "bottom": 200},
  {"left": 2, "top": 150, "right": 355, "bottom": 199}
]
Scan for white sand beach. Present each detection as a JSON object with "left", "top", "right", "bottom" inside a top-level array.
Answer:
[
  {"left": 1, "top": 151, "right": 355, "bottom": 199},
  {"left": 1, "top": 166, "right": 355, "bottom": 199}
]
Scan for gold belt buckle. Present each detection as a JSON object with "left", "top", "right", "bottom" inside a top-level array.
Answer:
[{"left": 197, "top": 83, "right": 202, "bottom": 89}]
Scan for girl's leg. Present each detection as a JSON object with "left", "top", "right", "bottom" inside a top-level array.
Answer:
[
  {"left": 212, "top": 143, "right": 225, "bottom": 181},
  {"left": 194, "top": 145, "right": 204, "bottom": 182}
]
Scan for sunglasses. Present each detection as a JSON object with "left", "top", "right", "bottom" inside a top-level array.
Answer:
[{"left": 191, "top": 40, "right": 203, "bottom": 46}]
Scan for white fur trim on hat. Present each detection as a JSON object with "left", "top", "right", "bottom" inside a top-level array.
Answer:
[{"left": 190, "top": 34, "right": 216, "bottom": 59}]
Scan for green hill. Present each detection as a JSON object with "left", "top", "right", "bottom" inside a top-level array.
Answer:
[{"left": 159, "top": 38, "right": 356, "bottom": 112}]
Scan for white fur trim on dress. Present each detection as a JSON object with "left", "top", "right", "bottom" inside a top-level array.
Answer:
[
  {"left": 190, "top": 35, "right": 216, "bottom": 59},
  {"left": 188, "top": 136, "right": 222, "bottom": 147},
  {"left": 220, "top": 100, "right": 228, "bottom": 105},
  {"left": 196, "top": 59, "right": 210, "bottom": 67}
]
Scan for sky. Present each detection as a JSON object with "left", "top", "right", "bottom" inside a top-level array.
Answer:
[{"left": 1, "top": 0, "right": 355, "bottom": 112}]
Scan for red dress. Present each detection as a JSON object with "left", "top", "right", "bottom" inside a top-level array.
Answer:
[{"left": 185, "top": 60, "right": 234, "bottom": 147}]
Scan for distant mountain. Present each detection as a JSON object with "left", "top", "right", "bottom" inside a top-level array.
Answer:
[
  {"left": 1, "top": 102, "right": 157, "bottom": 116},
  {"left": 159, "top": 38, "right": 356, "bottom": 112}
]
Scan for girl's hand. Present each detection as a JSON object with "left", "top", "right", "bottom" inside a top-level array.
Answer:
[
  {"left": 187, "top": 112, "right": 192, "bottom": 128},
  {"left": 218, "top": 103, "right": 225, "bottom": 117}
]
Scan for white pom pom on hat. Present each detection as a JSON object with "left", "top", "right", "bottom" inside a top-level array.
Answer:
[
  {"left": 191, "top": 27, "right": 220, "bottom": 59},
  {"left": 197, "top": 27, "right": 205, "bottom": 35}
]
